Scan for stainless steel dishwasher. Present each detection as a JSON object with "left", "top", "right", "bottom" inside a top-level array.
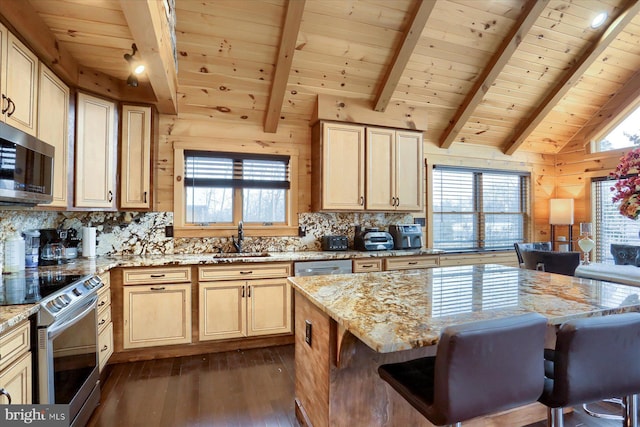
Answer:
[{"left": 293, "top": 259, "right": 353, "bottom": 276}]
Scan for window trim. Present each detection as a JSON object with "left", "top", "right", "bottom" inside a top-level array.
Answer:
[{"left": 173, "top": 142, "right": 299, "bottom": 238}]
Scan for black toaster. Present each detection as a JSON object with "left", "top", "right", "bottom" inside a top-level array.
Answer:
[{"left": 322, "top": 235, "right": 348, "bottom": 251}]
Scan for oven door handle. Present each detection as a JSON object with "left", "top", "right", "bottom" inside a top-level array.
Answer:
[{"left": 47, "top": 295, "right": 98, "bottom": 339}]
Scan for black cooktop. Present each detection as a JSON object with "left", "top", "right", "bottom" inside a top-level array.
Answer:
[{"left": 0, "top": 272, "right": 83, "bottom": 306}]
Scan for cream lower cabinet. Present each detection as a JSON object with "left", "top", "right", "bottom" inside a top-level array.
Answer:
[
  {"left": 97, "top": 272, "right": 113, "bottom": 371},
  {"left": 122, "top": 267, "right": 192, "bottom": 349},
  {"left": 0, "top": 321, "right": 32, "bottom": 405},
  {"left": 199, "top": 263, "right": 292, "bottom": 341}
]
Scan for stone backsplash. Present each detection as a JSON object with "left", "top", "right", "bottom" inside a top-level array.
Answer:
[{"left": 0, "top": 210, "right": 418, "bottom": 267}]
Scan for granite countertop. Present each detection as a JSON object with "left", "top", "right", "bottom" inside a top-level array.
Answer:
[
  {"left": 288, "top": 264, "right": 640, "bottom": 353},
  {"left": 0, "top": 248, "right": 442, "bottom": 334}
]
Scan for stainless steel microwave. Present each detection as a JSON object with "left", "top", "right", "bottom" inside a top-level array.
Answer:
[{"left": 0, "top": 121, "right": 54, "bottom": 205}]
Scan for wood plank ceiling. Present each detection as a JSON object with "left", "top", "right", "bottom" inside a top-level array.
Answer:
[{"left": 22, "top": 0, "right": 640, "bottom": 155}]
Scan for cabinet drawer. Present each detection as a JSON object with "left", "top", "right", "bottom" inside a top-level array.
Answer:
[
  {"left": 352, "top": 259, "right": 383, "bottom": 273},
  {"left": 199, "top": 262, "right": 291, "bottom": 281},
  {"left": 123, "top": 267, "right": 191, "bottom": 285},
  {"left": 97, "top": 308, "right": 112, "bottom": 334},
  {"left": 98, "top": 322, "right": 113, "bottom": 372},
  {"left": 384, "top": 256, "right": 440, "bottom": 271},
  {"left": 99, "top": 271, "right": 111, "bottom": 287},
  {"left": 0, "top": 321, "right": 30, "bottom": 372},
  {"left": 0, "top": 351, "right": 32, "bottom": 405},
  {"left": 97, "top": 286, "right": 111, "bottom": 313}
]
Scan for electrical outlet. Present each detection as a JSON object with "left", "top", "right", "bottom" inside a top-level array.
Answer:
[
  {"left": 298, "top": 225, "right": 307, "bottom": 237},
  {"left": 305, "top": 320, "right": 312, "bottom": 346},
  {"left": 414, "top": 218, "right": 426, "bottom": 227},
  {"left": 165, "top": 225, "right": 174, "bottom": 238}
]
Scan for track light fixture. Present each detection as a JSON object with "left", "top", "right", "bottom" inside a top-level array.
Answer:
[{"left": 124, "top": 43, "right": 145, "bottom": 87}]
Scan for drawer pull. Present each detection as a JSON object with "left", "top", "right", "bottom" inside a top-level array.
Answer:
[
  {"left": 150, "top": 274, "right": 166, "bottom": 278},
  {"left": 408, "top": 261, "right": 418, "bottom": 265},
  {"left": 150, "top": 287, "right": 166, "bottom": 291},
  {"left": 101, "top": 345, "right": 109, "bottom": 352},
  {"left": 98, "top": 301, "right": 106, "bottom": 307},
  {"left": 239, "top": 271, "right": 253, "bottom": 275},
  {"left": 98, "top": 319, "right": 106, "bottom": 326},
  {"left": 362, "top": 264, "right": 374, "bottom": 268}
]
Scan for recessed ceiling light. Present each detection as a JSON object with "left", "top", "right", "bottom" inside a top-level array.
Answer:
[{"left": 591, "top": 12, "right": 607, "bottom": 29}]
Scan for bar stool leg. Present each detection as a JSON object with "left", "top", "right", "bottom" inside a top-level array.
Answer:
[
  {"left": 624, "top": 394, "right": 638, "bottom": 427},
  {"left": 547, "top": 407, "right": 564, "bottom": 427}
]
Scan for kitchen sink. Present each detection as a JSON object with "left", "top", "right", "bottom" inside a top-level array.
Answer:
[{"left": 211, "top": 252, "right": 271, "bottom": 258}]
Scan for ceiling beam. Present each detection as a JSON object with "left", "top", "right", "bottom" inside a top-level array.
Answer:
[
  {"left": 439, "top": 0, "right": 548, "bottom": 149},
  {"left": 503, "top": 0, "right": 640, "bottom": 156},
  {"left": 264, "top": 0, "right": 306, "bottom": 133},
  {"left": 0, "top": 0, "right": 79, "bottom": 85},
  {"left": 120, "top": 0, "right": 178, "bottom": 115},
  {"left": 373, "top": 0, "right": 436, "bottom": 113}
]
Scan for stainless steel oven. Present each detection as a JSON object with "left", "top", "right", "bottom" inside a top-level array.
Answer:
[{"left": 37, "top": 275, "right": 103, "bottom": 427}]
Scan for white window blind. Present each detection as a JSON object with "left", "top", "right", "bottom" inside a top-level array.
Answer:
[{"left": 432, "top": 166, "right": 530, "bottom": 251}]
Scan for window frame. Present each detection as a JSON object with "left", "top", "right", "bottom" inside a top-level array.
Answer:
[
  {"left": 173, "top": 142, "right": 299, "bottom": 238},
  {"left": 430, "top": 165, "right": 531, "bottom": 252}
]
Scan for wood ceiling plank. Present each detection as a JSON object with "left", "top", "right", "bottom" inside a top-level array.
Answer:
[
  {"left": 373, "top": 0, "right": 436, "bottom": 112},
  {"left": 439, "top": 0, "right": 548, "bottom": 148},
  {"left": 120, "top": 0, "right": 178, "bottom": 115},
  {"left": 264, "top": 0, "right": 306, "bottom": 133},
  {"left": 504, "top": 0, "right": 640, "bottom": 155}
]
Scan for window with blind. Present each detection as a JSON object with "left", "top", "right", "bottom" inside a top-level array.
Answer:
[
  {"left": 184, "top": 151, "right": 290, "bottom": 225},
  {"left": 432, "top": 166, "right": 530, "bottom": 251},
  {"left": 593, "top": 178, "right": 640, "bottom": 262}
]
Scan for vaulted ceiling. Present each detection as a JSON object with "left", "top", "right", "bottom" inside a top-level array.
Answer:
[{"left": 7, "top": 0, "right": 640, "bottom": 156}]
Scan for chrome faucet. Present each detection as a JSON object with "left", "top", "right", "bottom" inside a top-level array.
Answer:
[{"left": 232, "top": 221, "right": 244, "bottom": 253}]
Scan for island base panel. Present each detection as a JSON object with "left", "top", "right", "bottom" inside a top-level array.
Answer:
[{"left": 294, "top": 291, "right": 555, "bottom": 427}]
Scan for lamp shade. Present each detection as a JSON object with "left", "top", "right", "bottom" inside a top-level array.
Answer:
[{"left": 549, "top": 198, "right": 574, "bottom": 225}]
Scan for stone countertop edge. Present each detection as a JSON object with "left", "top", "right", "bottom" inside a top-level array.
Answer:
[{"left": 0, "top": 249, "right": 443, "bottom": 333}]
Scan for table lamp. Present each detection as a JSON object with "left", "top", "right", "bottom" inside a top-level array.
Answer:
[{"left": 549, "top": 199, "right": 574, "bottom": 251}]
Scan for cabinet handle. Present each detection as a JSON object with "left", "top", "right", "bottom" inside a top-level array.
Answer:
[
  {"left": 144, "top": 191, "right": 148, "bottom": 203},
  {"left": 150, "top": 274, "right": 166, "bottom": 278},
  {"left": 247, "top": 285, "right": 251, "bottom": 298},
  {"left": 1, "top": 95, "right": 8, "bottom": 114},
  {"left": 396, "top": 197, "right": 400, "bottom": 207},
  {"left": 6, "top": 98, "right": 15, "bottom": 117},
  {"left": 408, "top": 261, "right": 418, "bottom": 265},
  {"left": 362, "top": 264, "right": 374, "bottom": 268},
  {"left": 241, "top": 285, "right": 245, "bottom": 298},
  {"left": 101, "top": 345, "right": 109, "bottom": 352},
  {"left": 150, "top": 286, "right": 166, "bottom": 291},
  {"left": 108, "top": 190, "right": 113, "bottom": 202},
  {"left": 98, "top": 319, "right": 106, "bottom": 326},
  {"left": 360, "top": 196, "right": 364, "bottom": 206},
  {"left": 239, "top": 271, "right": 253, "bottom": 275},
  {"left": 98, "top": 300, "right": 106, "bottom": 307},
  {"left": 0, "top": 388, "right": 11, "bottom": 404}
]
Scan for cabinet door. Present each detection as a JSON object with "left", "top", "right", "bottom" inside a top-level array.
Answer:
[
  {"left": 76, "top": 92, "right": 116, "bottom": 208},
  {"left": 320, "top": 122, "right": 365, "bottom": 210},
  {"left": 0, "top": 352, "right": 32, "bottom": 405},
  {"left": 98, "top": 322, "right": 113, "bottom": 372},
  {"left": 248, "top": 279, "right": 291, "bottom": 336},
  {"left": 4, "top": 32, "right": 38, "bottom": 135},
  {"left": 199, "top": 281, "right": 246, "bottom": 341},
  {"left": 395, "top": 131, "right": 423, "bottom": 211},
  {"left": 120, "top": 105, "right": 151, "bottom": 209},
  {"left": 366, "top": 127, "right": 395, "bottom": 210},
  {"left": 38, "top": 65, "right": 70, "bottom": 208},
  {"left": 123, "top": 283, "right": 192, "bottom": 349}
]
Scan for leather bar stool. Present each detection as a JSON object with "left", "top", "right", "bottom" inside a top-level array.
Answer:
[
  {"left": 378, "top": 313, "right": 547, "bottom": 427},
  {"left": 539, "top": 312, "right": 640, "bottom": 427}
]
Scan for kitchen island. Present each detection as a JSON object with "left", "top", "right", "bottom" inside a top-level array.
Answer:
[{"left": 288, "top": 264, "right": 640, "bottom": 427}]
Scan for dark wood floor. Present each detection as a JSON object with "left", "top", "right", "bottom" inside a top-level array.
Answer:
[{"left": 88, "top": 344, "right": 623, "bottom": 427}]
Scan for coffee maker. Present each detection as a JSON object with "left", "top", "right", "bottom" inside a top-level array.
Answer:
[{"left": 39, "top": 228, "right": 81, "bottom": 265}]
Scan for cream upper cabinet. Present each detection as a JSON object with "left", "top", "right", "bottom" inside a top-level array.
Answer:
[
  {"left": 366, "top": 127, "right": 423, "bottom": 211},
  {"left": 0, "top": 25, "right": 39, "bottom": 136},
  {"left": 37, "top": 65, "right": 70, "bottom": 208},
  {"left": 120, "top": 104, "right": 151, "bottom": 209},
  {"left": 75, "top": 92, "right": 116, "bottom": 208},
  {"left": 312, "top": 122, "right": 366, "bottom": 211}
]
